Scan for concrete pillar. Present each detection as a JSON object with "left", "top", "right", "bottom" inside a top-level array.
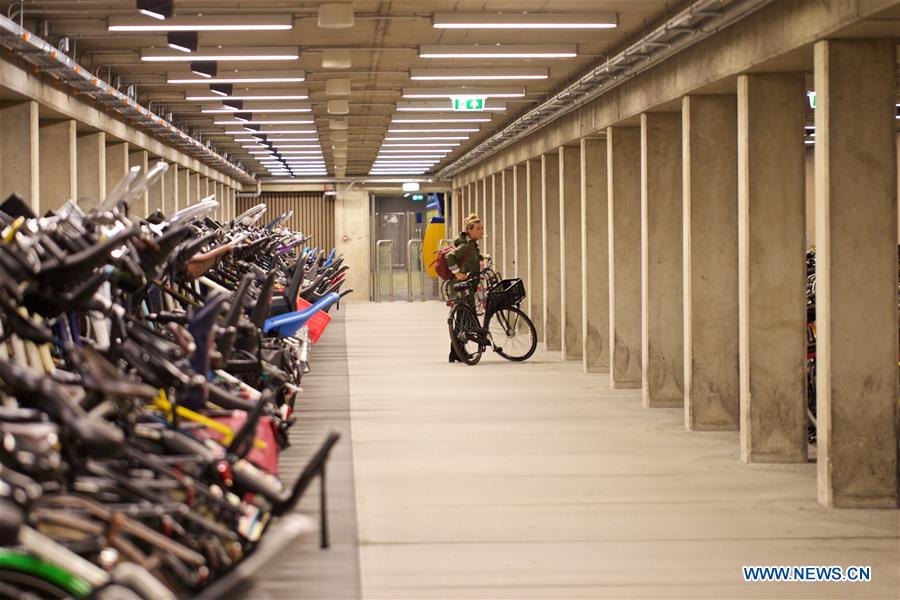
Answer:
[
  {"left": 335, "top": 189, "right": 371, "bottom": 300},
  {"left": 559, "top": 144, "right": 582, "bottom": 361},
  {"left": 164, "top": 163, "right": 178, "bottom": 215},
  {"left": 640, "top": 113, "right": 684, "bottom": 407},
  {"left": 682, "top": 95, "right": 740, "bottom": 430},
  {"left": 76, "top": 132, "right": 105, "bottom": 211},
  {"left": 814, "top": 39, "right": 898, "bottom": 508},
  {"left": 472, "top": 180, "right": 480, "bottom": 223},
  {"left": 581, "top": 137, "right": 610, "bottom": 373},
  {"left": 737, "top": 73, "right": 807, "bottom": 463},
  {"left": 189, "top": 172, "right": 200, "bottom": 205},
  {"left": 147, "top": 160, "right": 165, "bottom": 216},
  {"left": 607, "top": 127, "right": 642, "bottom": 389},
  {"left": 514, "top": 164, "right": 528, "bottom": 281},
  {"left": 128, "top": 150, "right": 149, "bottom": 217},
  {"left": 39, "top": 120, "right": 77, "bottom": 212},
  {"left": 503, "top": 168, "right": 515, "bottom": 276},
  {"left": 541, "top": 152, "right": 562, "bottom": 351},
  {"left": 526, "top": 159, "right": 544, "bottom": 341},
  {"left": 0, "top": 101, "right": 39, "bottom": 212},
  {"left": 177, "top": 167, "right": 189, "bottom": 210},
  {"left": 483, "top": 178, "right": 492, "bottom": 255},
  {"left": 492, "top": 174, "right": 503, "bottom": 269},
  {"left": 105, "top": 142, "right": 129, "bottom": 201},
  {"left": 216, "top": 182, "right": 225, "bottom": 221},
  {"left": 459, "top": 184, "right": 472, "bottom": 223}
]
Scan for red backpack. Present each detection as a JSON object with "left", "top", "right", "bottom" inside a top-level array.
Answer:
[{"left": 430, "top": 243, "right": 471, "bottom": 281}]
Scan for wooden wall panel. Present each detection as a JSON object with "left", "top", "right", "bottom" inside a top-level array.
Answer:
[{"left": 236, "top": 192, "right": 335, "bottom": 250}]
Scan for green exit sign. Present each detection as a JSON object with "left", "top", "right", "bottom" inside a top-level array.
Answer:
[
  {"left": 451, "top": 95, "right": 486, "bottom": 111},
  {"left": 411, "top": 194, "right": 425, "bottom": 201}
]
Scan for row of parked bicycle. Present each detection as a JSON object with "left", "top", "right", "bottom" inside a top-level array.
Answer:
[{"left": 0, "top": 163, "right": 349, "bottom": 598}]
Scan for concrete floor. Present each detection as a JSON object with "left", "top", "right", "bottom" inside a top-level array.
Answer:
[{"left": 344, "top": 301, "right": 899, "bottom": 600}]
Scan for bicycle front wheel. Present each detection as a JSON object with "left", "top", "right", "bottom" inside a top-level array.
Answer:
[
  {"left": 448, "top": 303, "right": 483, "bottom": 365},
  {"left": 487, "top": 307, "right": 536, "bottom": 362}
]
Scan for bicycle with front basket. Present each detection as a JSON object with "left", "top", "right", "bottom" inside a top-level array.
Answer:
[{"left": 447, "top": 272, "right": 537, "bottom": 365}]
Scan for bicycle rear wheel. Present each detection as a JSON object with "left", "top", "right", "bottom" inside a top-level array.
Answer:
[
  {"left": 448, "top": 304, "right": 483, "bottom": 365},
  {"left": 487, "top": 307, "right": 536, "bottom": 362}
]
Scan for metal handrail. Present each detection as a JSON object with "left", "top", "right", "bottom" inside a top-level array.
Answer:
[
  {"left": 375, "top": 239, "right": 393, "bottom": 302},
  {"left": 406, "top": 239, "right": 425, "bottom": 303}
]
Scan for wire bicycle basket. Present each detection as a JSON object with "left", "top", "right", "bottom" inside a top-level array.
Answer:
[{"left": 486, "top": 278, "right": 526, "bottom": 312}]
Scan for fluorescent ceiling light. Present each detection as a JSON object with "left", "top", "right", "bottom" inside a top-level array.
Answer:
[
  {"left": 379, "top": 150, "right": 449, "bottom": 154},
  {"left": 373, "top": 161, "right": 439, "bottom": 164},
  {"left": 270, "top": 144, "right": 321, "bottom": 149},
  {"left": 381, "top": 143, "right": 460, "bottom": 147},
  {"left": 392, "top": 115, "right": 490, "bottom": 123},
  {"left": 110, "top": 14, "right": 293, "bottom": 31},
  {"left": 375, "top": 156, "right": 444, "bottom": 162},
  {"left": 419, "top": 45, "right": 577, "bottom": 59},
  {"left": 277, "top": 150, "right": 324, "bottom": 154},
  {"left": 187, "top": 89, "right": 309, "bottom": 101},
  {"left": 235, "top": 137, "right": 318, "bottom": 142},
  {"left": 371, "top": 171, "right": 429, "bottom": 175},
  {"left": 141, "top": 47, "right": 300, "bottom": 62},
  {"left": 432, "top": 13, "right": 617, "bottom": 29},
  {"left": 402, "top": 87, "right": 524, "bottom": 99},
  {"left": 214, "top": 119, "right": 314, "bottom": 125},
  {"left": 397, "top": 100, "right": 506, "bottom": 112},
  {"left": 385, "top": 136, "right": 468, "bottom": 141},
  {"left": 388, "top": 128, "right": 479, "bottom": 133},
  {"left": 410, "top": 67, "right": 548, "bottom": 81},
  {"left": 202, "top": 106, "right": 312, "bottom": 114},
  {"left": 225, "top": 129, "right": 316, "bottom": 134},
  {"left": 373, "top": 164, "right": 438, "bottom": 168},
  {"left": 169, "top": 70, "right": 305, "bottom": 84}
]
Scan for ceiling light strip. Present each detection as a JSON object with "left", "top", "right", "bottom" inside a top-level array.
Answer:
[
  {"left": 432, "top": 13, "right": 617, "bottom": 29},
  {"left": 419, "top": 45, "right": 577, "bottom": 59}
]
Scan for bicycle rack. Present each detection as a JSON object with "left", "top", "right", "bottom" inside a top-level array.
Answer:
[
  {"left": 406, "top": 239, "right": 425, "bottom": 303},
  {"left": 374, "top": 240, "right": 393, "bottom": 302}
]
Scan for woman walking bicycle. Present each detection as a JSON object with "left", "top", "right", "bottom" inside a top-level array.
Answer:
[
  {"left": 445, "top": 215, "right": 537, "bottom": 365},
  {"left": 446, "top": 214, "right": 484, "bottom": 362}
]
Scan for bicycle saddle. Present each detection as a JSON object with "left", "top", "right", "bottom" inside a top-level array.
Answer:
[{"left": 262, "top": 292, "right": 339, "bottom": 337}]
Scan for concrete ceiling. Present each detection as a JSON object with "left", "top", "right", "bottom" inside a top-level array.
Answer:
[{"left": 13, "top": 0, "right": 685, "bottom": 180}]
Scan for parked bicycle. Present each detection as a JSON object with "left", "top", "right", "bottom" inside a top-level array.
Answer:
[
  {"left": 0, "top": 164, "right": 351, "bottom": 598},
  {"left": 447, "top": 271, "right": 537, "bottom": 365},
  {"left": 440, "top": 255, "right": 500, "bottom": 316}
]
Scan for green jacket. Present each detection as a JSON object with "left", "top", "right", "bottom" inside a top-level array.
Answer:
[{"left": 446, "top": 232, "right": 480, "bottom": 277}]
